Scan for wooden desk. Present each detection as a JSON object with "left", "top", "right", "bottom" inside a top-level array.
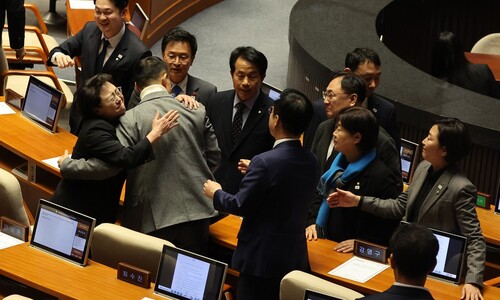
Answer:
[
  {"left": 0, "top": 99, "right": 77, "bottom": 215},
  {"left": 477, "top": 205, "right": 500, "bottom": 246},
  {"left": 465, "top": 52, "right": 500, "bottom": 81},
  {"left": 209, "top": 215, "right": 500, "bottom": 299},
  {"left": 0, "top": 243, "right": 162, "bottom": 299}
]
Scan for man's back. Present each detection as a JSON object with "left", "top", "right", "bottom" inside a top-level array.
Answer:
[{"left": 117, "top": 90, "right": 220, "bottom": 233}]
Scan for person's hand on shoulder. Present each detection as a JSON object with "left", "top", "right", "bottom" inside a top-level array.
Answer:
[
  {"left": 147, "top": 110, "right": 180, "bottom": 143},
  {"left": 461, "top": 283, "right": 483, "bottom": 300},
  {"left": 176, "top": 95, "right": 200, "bottom": 110}
]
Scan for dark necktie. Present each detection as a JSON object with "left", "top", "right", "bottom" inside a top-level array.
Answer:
[
  {"left": 231, "top": 102, "right": 245, "bottom": 145},
  {"left": 96, "top": 38, "right": 110, "bottom": 72},
  {"left": 172, "top": 85, "right": 182, "bottom": 97}
]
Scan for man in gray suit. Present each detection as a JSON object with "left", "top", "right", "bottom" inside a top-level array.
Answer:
[
  {"left": 60, "top": 57, "right": 220, "bottom": 254},
  {"left": 118, "top": 56, "right": 220, "bottom": 254},
  {"left": 128, "top": 27, "right": 217, "bottom": 109}
]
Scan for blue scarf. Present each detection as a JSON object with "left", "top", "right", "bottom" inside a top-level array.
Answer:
[{"left": 316, "top": 149, "right": 376, "bottom": 238}]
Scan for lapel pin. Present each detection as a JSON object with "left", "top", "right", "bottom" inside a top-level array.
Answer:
[
  {"left": 436, "top": 184, "right": 442, "bottom": 194},
  {"left": 258, "top": 110, "right": 262, "bottom": 114},
  {"left": 116, "top": 54, "right": 123, "bottom": 60}
]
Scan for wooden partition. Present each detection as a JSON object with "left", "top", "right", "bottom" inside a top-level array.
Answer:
[{"left": 129, "top": 0, "right": 222, "bottom": 48}]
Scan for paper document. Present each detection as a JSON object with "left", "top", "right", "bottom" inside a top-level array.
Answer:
[
  {"left": 42, "top": 154, "right": 71, "bottom": 170},
  {"left": 0, "top": 232, "right": 24, "bottom": 250},
  {"left": 69, "top": 0, "right": 95, "bottom": 9},
  {"left": 328, "top": 256, "right": 389, "bottom": 283},
  {"left": 0, "top": 102, "right": 15, "bottom": 115}
]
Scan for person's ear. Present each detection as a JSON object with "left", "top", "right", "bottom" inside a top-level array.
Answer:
[
  {"left": 121, "top": 7, "right": 127, "bottom": 18},
  {"left": 440, "top": 146, "right": 448, "bottom": 159},
  {"left": 349, "top": 94, "right": 358, "bottom": 106},
  {"left": 344, "top": 67, "right": 351, "bottom": 72},
  {"left": 353, "top": 132, "right": 362, "bottom": 145}
]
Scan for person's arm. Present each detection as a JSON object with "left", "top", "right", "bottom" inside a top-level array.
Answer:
[
  {"left": 60, "top": 156, "right": 123, "bottom": 180},
  {"left": 305, "top": 190, "right": 322, "bottom": 241},
  {"left": 203, "top": 115, "right": 221, "bottom": 173},
  {"left": 454, "top": 180, "right": 485, "bottom": 300},
  {"left": 47, "top": 22, "right": 89, "bottom": 67}
]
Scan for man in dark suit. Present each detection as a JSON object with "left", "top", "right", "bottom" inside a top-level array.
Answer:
[
  {"left": 361, "top": 223, "right": 438, "bottom": 300},
  {"left": 127, "top": 27, "right": 217, "bottom": 109},
  {"left": 47, "top": 0, "right": 151, "bottom": 134},
  {"left": 205, "top": 46, "right": 274, "bottom": 194},
  {"left": 203, "top": 89, "right": 319, "bottom": 300},
  {"left": 303, "top": 48, "right": 400, "bottom": 150}
]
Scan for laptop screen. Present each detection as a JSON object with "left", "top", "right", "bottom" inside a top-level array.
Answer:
[
  {"left": 154, "top": 244, "right": 227, "bottom": 300},
  {"left": 30, "top": 199, "right": 96, "bottom": 266},
  {"left": 261, "top": 82, "right": 282, "bottom": 101},
  {"left": 304, "top": 290, "right": 341, "bottom": 300},
  {"left": 21, "top": 76, "right": 63, "bottom": 133},
  {"left": 400, "top": 221, "right": 466, "bottom": 284},
  {"left": 400, "top": 138, "right": 420, "bottom": 183}
]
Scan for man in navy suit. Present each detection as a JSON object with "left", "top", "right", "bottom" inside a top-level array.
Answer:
[
  {"left": 361, "top": 223, "right": 438, "bottom": 300},
  {"left": 204, "top": 89, "right": 319, "bottom": 300},
  {"left": 303, "top": 48, "right": 400, "bottom": 150},
  {"left": 48, "top": 0, "right": 151, "bottom": 134},
  {"left": 127, "top": 27, "right": 217, "bottom": 108},
  {"left": 205, "top": 46, "right": 274, "bottom": 194}
]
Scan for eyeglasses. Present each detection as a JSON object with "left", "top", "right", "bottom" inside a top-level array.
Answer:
[
  {"left": 322, "top": 90, "right": 349, "bottom": 100},
  {"left": 163, "top": 53, "right": 191, "bottom": 65},
  {"left": 107, "top": 86, "right": 123, "bottom": 103}
]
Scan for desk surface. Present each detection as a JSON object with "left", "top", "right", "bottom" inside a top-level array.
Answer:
[
  {"left": 0, "top": 243, "right": 162, "bottom": 299},
  {"left": 476, "top": 205, "right": 500, "bottom": 246},
  {"left": 465, "top": 52, "right": 500, "bottom": 82},
  {"left": 209, "top": 215, "right": 500, "bottom": 299}
]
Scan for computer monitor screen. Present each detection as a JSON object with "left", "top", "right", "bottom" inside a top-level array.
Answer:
[
  {"left": 400, "top": 138, "right": 420, "bottom": 183},
  {"left": 130, "top": 3, "right": 149, "bottom": 39},
  {"left": 21, "top": 76, "right": 63, "bottom": 133},
  {"left": 154, "top": 244, "right": 227, "bottom": 300},
  {"left": 261, "top": 82, "right": 282, "bottom": 101},
  {"left": 30, "top": 199, "right": 96, "bottom": 266}
]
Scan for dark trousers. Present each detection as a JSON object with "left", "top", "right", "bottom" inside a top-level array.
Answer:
[
  {"left": 237, "top": 273, "right": 281, "bottom": 300},
  {"left": 149, "top": 218, "right": 210, "bottom": 256}
]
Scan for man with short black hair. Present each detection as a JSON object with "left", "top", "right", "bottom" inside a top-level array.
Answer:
[
  {"left": 205, "top": 46, "right": 274, "bottom": 194},
  {"left": 361, "top": 223, "right": 438, "bottom": 299},
  {"left": 204, "top": 89, "right": 319, "bottom": 300}
]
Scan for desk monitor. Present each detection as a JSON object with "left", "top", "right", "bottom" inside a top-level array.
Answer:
[
  {"left": 21, "top": 76, "right": 64, "bottom": 133},
  {"left": 154, "top": 244, "right": 227, "bottom": 300},
  {"left": 400, "top": 138, "right": 420, "bottom": 183},
  {"left": 304, "top": 290, "right": 341, "bottom": 300},
  {"left": 495, "top": 177, "right": 500, "bottom": 214},
  {"left": 400, "top": 221, "right": 466, "bottom": 284},
  {"left": 261, "top": 82, "right": 282, "bottom": 101},
  {"left": 30, "top": 199, "right": 95, "bottom": 266},
  {"left": 130, "top": 3, "right": 149, "bottom": 40}
]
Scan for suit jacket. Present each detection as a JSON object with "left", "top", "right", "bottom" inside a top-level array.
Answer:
[
  {"left": 0, "top": 0, "right": 25, "bottom": 49},
  {"left": 361, "top": 285, "right": 434, "bottom": 300},
  {"left": 362, "top": 161, "right": 486, "bottom": 286},
  {"left": 48, "top": 21, "right": 151, "bottom": 134},
  {"left": 303, "top": 94, "right": 400, "bottom": 150},
  {"left": 127, "top": 74, "right": 217, "bottom": 109},
  {"left": 117, "top": 90, "right": 220, "bottom": 233},
  {"left": 52, "top": 118, "right": 153, "bottom": 225},
  {"left": 368, "top": 93, "right": 400, "bottom": 149},
  {"left": 206, "top": 90, "right": 275, "bottom": 194},
  {"left": 213, "top": 140, "right": 320, "bottom": 278}
]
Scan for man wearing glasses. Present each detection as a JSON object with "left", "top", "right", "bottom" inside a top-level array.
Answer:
[
  {"left": 48, "top": 0, "right": 151, "bottom": 135},
  {"left": 303, "top": 48, "right": 400, "bottom": 150},
  {"left": 305, "top": 72, "right": 402, "bottom": 241}
]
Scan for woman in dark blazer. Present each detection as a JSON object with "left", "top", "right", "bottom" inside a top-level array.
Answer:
[
  {"left": 330, "top": 118, "right": 485, "bottom": 300},
  {"left": 51, "top": 73, "right": 178, "bottom": 225},
  {"left": 313, "top": 107, "right": 401, "bottom": 253}
]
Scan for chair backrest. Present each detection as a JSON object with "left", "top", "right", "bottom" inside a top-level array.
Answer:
[
  {"left": 471, "top": 33, "right": 500, "bottom": 55},
  {"left": 0, "top": 168, "right": 30, "bottom": 227},
  {"left": 91, "top": 223, "right": 175, "bottom": 281},
  {"left": 280, "top": 270, "right": 364, "bottom": 300}
]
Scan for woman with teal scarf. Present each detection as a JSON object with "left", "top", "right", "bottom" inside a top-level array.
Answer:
[{"left": 314, "top": 107, "right": 401, "bottom": 252}]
